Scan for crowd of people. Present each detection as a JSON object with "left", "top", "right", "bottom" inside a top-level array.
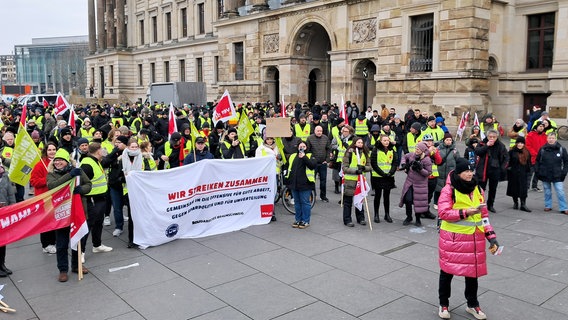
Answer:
[{"left": 1, "top": 97, "right": 567, "bottom": 319}]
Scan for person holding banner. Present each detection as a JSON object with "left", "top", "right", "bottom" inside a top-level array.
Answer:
[
  {"left": 287, "top": 141, "right": 317, "bottom": 229},
  {"left": 341, "top": 137, "right": 372, "bottom": 227},
  {"left": 47, "top": 148, "right": 92, "bottom": 282},
  {"left": 0, "top": 164, "right": 16, "bottom": 277}
]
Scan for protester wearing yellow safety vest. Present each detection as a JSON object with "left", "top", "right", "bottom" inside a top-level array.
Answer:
[
  {"left": 129, "top": 111, "right": 143, "bottom": 134},
  {"left": 422, "top": 116, "right": 445, "bottom": 143},
  {"left": 287, "top": 141, "right": 317, "bottom": 229},
  {"left": 437, "top": 158, "right": 498, "bottom": 320},
  {"left": 507, "top": 119, "right": 527, "bottom": 148},
  {"left": 341, "top": 137, "right": 372, "bottom": 227},
  {"left": 294, "top": 115, "right": 311, "bottom": 140},
  {"left": 220, "top": 128, "right": 246, "bottom": 159},
  {"left": 80, "top": 142, "right": 114, "bottom": 256},
  {"left": 418, "top": 134, "right": 440, "bottom": 220},
  {"left": 47, "top": 148, "right": 92, "bottom": 282},
  {"left": 330, "top": 124, "right": 353, "bottom": 194},
  {"left": 101, "top": 135, "right": 129, "bottom": 239},
  {"left": 255, "top": 136, "right": 281, "bottom": 222},
  {"left": 122, "top": 138, "right": 145, "bottom": 248},
  {"left": 404, "top": 122, "right": 423, "bottom": 154},
  {"left": 354, "top": 114, "right": 370, "bottom": 144},
  {"left": 157, "top": 132, "right": 186, "bottom": 169},
  {"left": 370, "top": 134, "right": 397, "bottom": 223},
  {"left": 183, "top": 137, "right": 214, "bottom": 165},
  {"left": 78, "top": 118, "right": 95, "bottom": 142}
]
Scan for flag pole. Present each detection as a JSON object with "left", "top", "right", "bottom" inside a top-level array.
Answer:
[
  {"left": 77, "top": 241, "right": 83, "bottom": 281},
  {"left": 363, "top": 186, "right": 372, "bottom": 231}
]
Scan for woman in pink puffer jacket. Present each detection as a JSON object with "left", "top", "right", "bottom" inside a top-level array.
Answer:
[{"left": 436, "top": 158, "right": 498, "bottom": 320}]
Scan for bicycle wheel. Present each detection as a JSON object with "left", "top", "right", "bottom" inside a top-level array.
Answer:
[
  {"left": 309, "top": 190, "right": 316, "bottom": 208},
  {"left": 558, "top": 125, "right": 568, "bottom": 141},
  {"left": 274, "top": 176, "right": 282, "bottom": 203},
  {"left": 282, "top": 186, "right": 295, "bottom": 214}
]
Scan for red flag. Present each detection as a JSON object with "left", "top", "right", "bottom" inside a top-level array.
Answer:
[
  {"left": 340, "top": 95, "right": 348, "bottom": 125},
  {"left": 281, "top": 95, "right": 286, "bottom": 118},
  {"left": 68, "top": 105, "right": 77, "bottom": 136},
  {"left": 456, "top": 111, "right": 469, "bottom": 140},
  {"left": 473, "top": 113, "right": 480, "bottom": 127},
  {"left": 54, "top": 92, "right": 71, "bottom": 115},
  {"left": 43, "top": 98, "right": 49, "bottom": 108},
  {"left": 168, "top": 102, "right": 178, "bottom": 140},
  {"left": 20, "top": 104, "right": 27, "bottom": 127},
  {"left": 353, "top": 174, "right": 370, "bottom": 211},
  {"left": 70, "top": 193, "right": 88, "bottom": 250},
  {"left": 213, "top": 90, "right": 236, "bottom": 125}
]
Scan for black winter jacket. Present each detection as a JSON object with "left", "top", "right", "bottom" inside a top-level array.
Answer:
[{"left": 535, "top": 142, "right": 568, "bottom": 183}]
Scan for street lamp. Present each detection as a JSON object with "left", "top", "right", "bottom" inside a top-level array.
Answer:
[
  {"left": 47, "top": 74, "right": 52, "bottom": 93},
  {"left": 71, "top": 71, "right": 76, "bottom": 88}
]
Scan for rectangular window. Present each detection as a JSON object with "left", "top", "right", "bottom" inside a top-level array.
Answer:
[
  {"left": 181, "top": 8, "right": 187, "bottom": 38},
  {"left": 196, "top": 58, "right": 203, "bottom": 82},
  {"left": 198, "top": 3, "right": 205, "bottom": 34},
  {"left": 138, "top": 64, "right": 143, "bottom": 86},
  {"left": 139, "top": 20, "right": 145, "bottom": 45},
  {"left": 218, "top": 0, "right": 224, "bottom": 18},
  {"left": 109, "top": 65, "right": 114, "bottom": 86},
  {"left": 152, "top": 16, "right": 158, "bottom": 42},
  {"left": 150, "top": 63, "right": 155, "bottom": 83},
  {"left": 234, "top": 42, "right": 244, "bottom": 80},
  {"left": 527, "top": 12, "right": 555, "bottom": 70},
  {"left": 165, "top": 12, "right": 172, "bottom": 40},
  {"left": 214, "top": 56, "right": 219, "bottom": 83},
  {"left": 179, "top": 59, "right": 186, "bottom": 82},
  {"left": 164, "top": 61, "right": 170, "bottom": 82},
  {"left": 409, "top": 13, "right": 433, "bottom": 72}
]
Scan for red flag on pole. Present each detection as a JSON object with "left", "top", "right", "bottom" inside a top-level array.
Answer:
[
  {"left": 54, "top": 92, "right": 71, "bottom": 116},
  {"left": 20, "top": 104, "right": 27, "bottom": 127},
  {"left": 212, "top": 90, "right": 236, "bottom": 125},
  {"left": 43, "top": 98, "right": 49, "bottom": 108},
  {"left": 473, "top": 113, "right": 480, "bottom": 127},
  {"left": 68, "top": 105, "right": 77, "bottom": 136},
  {"left": 456, "top": 111, "right": 469, "bottom": 140},
  {"left": 168, "top": 102, "right": 178, "bottom": 140},
  {"left": 340, "top": 95, "right": 348, "bottom": 125},
  {"left": 281, "top": 95, "right": 286, "bottom": 118}
]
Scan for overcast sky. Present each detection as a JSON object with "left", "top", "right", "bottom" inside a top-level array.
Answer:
[{"left": 1, "top": 0, "right": 88, "bottom": 55}]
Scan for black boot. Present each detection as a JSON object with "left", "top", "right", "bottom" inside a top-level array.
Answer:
[
  {"left": 422, "top": 211, "right": 437, "bottom": 219},
  {"left": 403, "top": 205, "right": 413, "bottom": 225},
  {"left": 414, "top": 212, "right": 422, "bottom": 227},
  {"left": 374, "top": 212, "right": 380, "bottom": 223},
  {"left": 334, "top": 182, "right": 340, "bottom": 194},
  {"left": 384, "top": 212, "right": 393, "bottom": 223},
  {"left": 513, "top": 198, "right": 518, "bottom": 210},
  {"left": 0, "top": 264, "right": 12, "bottom": 275},
  {"left": 520, "top": 199, "right": 532, "bottom": 212}
]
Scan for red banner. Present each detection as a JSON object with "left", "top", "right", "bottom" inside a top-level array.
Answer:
[
  {"left": 54, "top": 92, "right": 70, "bottom": 116},
  {"left": 0, "top": 180, "right": 85, "bottom": 247}
]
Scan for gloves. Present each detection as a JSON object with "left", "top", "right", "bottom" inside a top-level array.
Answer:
[
  {"left": 489, "top": 238, "right": 499, "bottom": 247},
  {"left": 69, "top": 168, "right": 82, "bottom": 177},
  {"left": 355, "top": 169, "right": 363, "bottom": 175},
  {"left": 411, "top": 161, "right": 423, "bottom": 171},
  {"left": 357, "top": 165, "right": 365, "bottom": 171},
  {"left": 73, "top": 186, "right": 82, "bottom": 195}
]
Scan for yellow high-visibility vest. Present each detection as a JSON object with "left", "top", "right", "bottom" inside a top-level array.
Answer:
[{"left": 440, "top": 187, "right": 485, "bottom": 235}]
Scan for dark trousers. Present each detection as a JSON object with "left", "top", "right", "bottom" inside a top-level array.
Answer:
[
  {"left": 527, "top": 166, "right": 538, "bottom": 189},
  {"left": 86, "top": 196, "right": 107, "bottom": 248},
  {"left": 373, "top": 188, "right": 390, "bottom": 215},
  {"left": 109, "top": 186, "right": 125, "bottom": 230},
  {"left": 427, "top": 178, "right": 437, "bottom": 205},
  {"left": 55, "top": 227, "right": 80, "bottom": 272},
  {"left": 124, "top": 195, "right": 134, "bottom": 244},
  {"left": 343, "top": 195, "right": 364, "bottom": 224},
  {"left": 315, "top": 163, "right": 328, "bottom": 199},
  {"left": 40, "top": 230, "right": 56, "bottom": 248},
  {"left": 0, "top": 246, "right": 5, "bottom": 265},
  {"left": 478, "top": 169, "right": 500, "bottom": 206},
  {"left": 439, "top": 269, "right": 479, "bottom": 308},
  {"left": 15, "top": 184, "right": 25, "bottom": 203}
]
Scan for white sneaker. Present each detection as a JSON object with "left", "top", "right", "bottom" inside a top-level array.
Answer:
[
  {"left": 438, "top": 306, "right": 451, "bottom": 319},
  {"left": 465, "top": 306, "right": 486, "bottom": 320},
  {"left": 42, "top": 245, "right": 57, "bottom": 254},
  {"left": 92, "top": 244, "right": 113, "bottom": 253},
  {"left": 289, "top": 198, "right": 295, "bottom": 205},
  {"left": 81, "top": 252, "right": 85, "bottom": 263},
  {"left": 123, "top": 215, "right": 129, "bottom": 222},
  {"left": 103, "top": 216, "right": 111, "bottom": 226},
  {"left": 112, "top": 229, "right": 123, "bottom": 237},
  {"left": 434, "top": 204, "right": 438, "bottom": 210}
]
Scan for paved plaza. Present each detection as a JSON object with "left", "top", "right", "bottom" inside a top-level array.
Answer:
[{"left": 2, "top": 141, "right": 568, "bottom": 320}]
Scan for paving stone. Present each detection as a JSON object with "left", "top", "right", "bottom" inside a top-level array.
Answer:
[
  {"left": 242, "top": 248, "right": 334, "bottom": 284},
  {"left": 360, "top": 295, "right": 469, "bottom": 320},
  {"left": 507, "top": 219, "right": 568, "bottom": 242},
  {"left": 199, "top": 231, "right": 280, "bottom": 259},
  {"left": 541, "top": 287, "right": 568, "bottom": 316},
  {"left": 312, "top": 245, "right": 407, "bottom": 280},
  {"left": 208, "top": 273, "right": 316, "bottom": 320},
  {"left": 328, "top": 229, "right": 414, "bottom": 255},
  {"left": 385, "top": 242, "right": 439, "bottom": 272},
  {"left": 526, "top": 257, "right": 568, "bottom": 284},
  {"left": 292, "top": 269, "right": 403, "bottom": 317},
  {"left": 273, "top": 301, "right": 358, "bottom": 320},
  {"left": 108, "top": 311, "right": 146, "bottom": 320},
  {"left": 169, "top": 251, "right": 258, "bottom": 289},
  {"left": 472, "top": 290, "right": 568, "bottom": 320},
  {"left": 514, "top": 236, "right": 568, "bottom": 260},
  {"left": 486, "top": 244, "right": 547, "bottom": 271},
  {"left": 190, "top": 306, "right": 251, "bottom": 320},
  {"left": 121, "top": 277, "right": 225, "bottom": 320},
  {"left": 143, "top": 238, "right": 214, "bottom": 264}
]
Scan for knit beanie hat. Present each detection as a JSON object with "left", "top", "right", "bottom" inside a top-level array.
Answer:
[
  {"left": 54, "top": 149, "right": 70, "bottom": 162},
  {"left": 455, "top": 157, "right": 473, "bottom": 174}
]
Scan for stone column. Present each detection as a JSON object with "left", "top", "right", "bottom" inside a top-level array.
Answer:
[
  {"left": 224, "top": 0, "right": 239, "bottom": 17},
  {"left": 248, "top": 0, "right": 269, "bottom": 12},
  {"left": 88, "top": 0, "right": 96, "bottom": 53},
  {"left": 97, "top": 0, "right": 106, "bottom": 51},
  {"left": 106, "top": 0, "right": 115, "bottom": 49},
  {"left": 547, "top": 3, "right": 568, "bottom": 111},
  {"left": 116, "top": 0, "right": 125, "bottom": 49}
]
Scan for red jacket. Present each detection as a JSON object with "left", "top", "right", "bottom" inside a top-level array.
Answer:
[
  {"left": 437, "top": 173, "right": 496, "bottom": 278},
  {"left": 30, "top": 158, "right": 51, "bottom": 195},
  {"left": 526, "top": 131, "right": 547, "bottom": 165}
]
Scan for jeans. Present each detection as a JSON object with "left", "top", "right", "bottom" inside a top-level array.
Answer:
[
  {"left": 315, "top": 163, "right": 328, "bottom": 199},
  {"left": 542, "top": 181, "right": 568, "bottom": 211},
  {"left": 109, "top": 186, "right": 125, "bottom": 230},
  {"left": 55, "top": 227, "right": 80, "bottom": 272},
  {"left": 291, "top": 189, "right": 312, "bottom": 223},
  {"left": 439, "top": 269, "right": 479, "bottom": 308}
]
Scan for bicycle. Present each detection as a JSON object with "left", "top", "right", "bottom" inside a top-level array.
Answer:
[
  {"left": 276, "top": 169, "right": 316, "bottom": 214},
  {"left": 557, "top": 125, "right": 568, "bottom": 140}
]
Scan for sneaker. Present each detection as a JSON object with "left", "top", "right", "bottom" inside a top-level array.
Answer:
[
  {"left": 438, "top": 306, "right": 451, "bottom": 319},
  {"left": 415, "top": 221, "right": 422, "bottom": 227},
  {"left": 43, "top": 245, "right": 57, "bottom": 254},
  {"left": 465, "top": 306, "right": 487, "bottom": 320},
  {"left": 320, "top": 197, "right": 329, "bottom": 203},
  {"left": 81, "top": 252, "right": 85, "bottom": 264},
  {"left": 289, "top": 198, "right": 295, "bottom": 205},
  {"left": 92, "top": 244, "right": 113, "bottom": 253},
  {"left": 298, "top": 222, "right": 309, "bottom": 229},
  {"left": 403, "top": 218, "right": 412, "bottom": 226},
  {"left": 103, "top": 216, "right": 111, "bottom": 226},
  {"left": 28, "top": 187, "right": 35, "bottom": 196},
  {"left": 434, "top": 204, "right": 438, "bottom": 210},
  {"left": 123, "top": 215, "right": 129, "bottom": 222},
  {"left": 112, "top": 229, "right": 123, "bottom": 237},
  {"left": 292, "top": 221, "right": 300, "bottom": 228},
  {"left": 533, "top": 187, "right": 542, "bottom": 192}
]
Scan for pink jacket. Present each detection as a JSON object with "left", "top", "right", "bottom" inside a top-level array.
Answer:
[{"left": 437, "top": 173, "right": 496, "bottom": 278}]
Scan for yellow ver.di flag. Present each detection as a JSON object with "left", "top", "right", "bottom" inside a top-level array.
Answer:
[
  {"left": 237, "top": 111, "right": 254, "bottom": 143},
  {"left": 8, "top": 124, "right": 41, "bottom": 185}
]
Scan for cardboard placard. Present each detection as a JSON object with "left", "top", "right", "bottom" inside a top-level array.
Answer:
[{"left": 265, "top": 118, "right": 292, "bottom": 137}]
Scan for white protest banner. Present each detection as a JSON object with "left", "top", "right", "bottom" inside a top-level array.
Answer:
[{"left": 126, "top": 157, "right": 276, "bottom": 248}]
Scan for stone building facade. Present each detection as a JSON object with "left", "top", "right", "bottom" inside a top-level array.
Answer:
[{"left": 85, "top": 0, "right": 568, "bottom": 126}]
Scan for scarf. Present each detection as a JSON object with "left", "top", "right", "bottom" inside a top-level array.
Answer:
[
  {"left": 450, "top": 171, "right": 478, "bottom": 195},
  {"left": 512, "top": 124, "right": 524, "bottom": 133},
  {"left": 122, "top": 148, "right": 143, "bottom": 175}
]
